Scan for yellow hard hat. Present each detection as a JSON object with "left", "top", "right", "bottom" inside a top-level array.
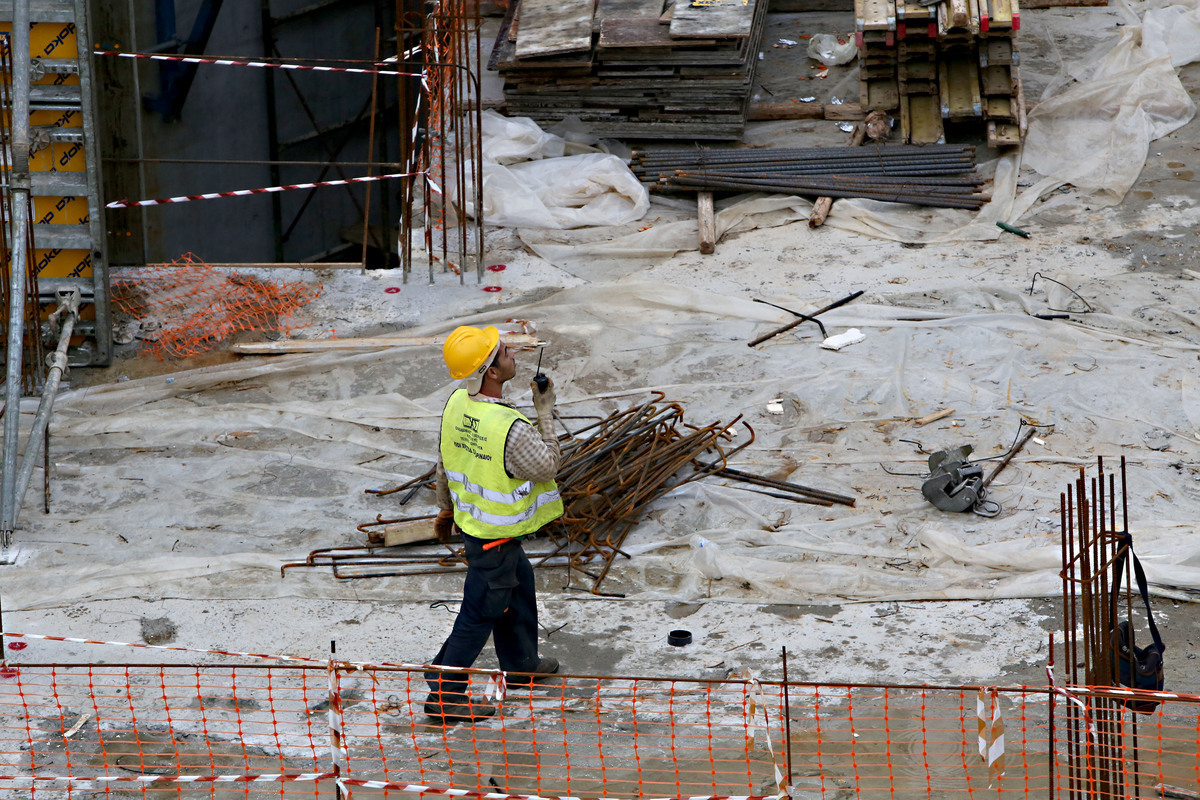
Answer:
[{"left": 443, "top": 325, "right": 500, "bottom": 382}]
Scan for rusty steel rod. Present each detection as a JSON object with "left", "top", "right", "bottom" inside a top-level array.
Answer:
[
  {"left": 289, "top": 396, "right": 780, "bottom": 594},
  {"left": 748, "top": 290, "right": 865, "bottom": 348}
]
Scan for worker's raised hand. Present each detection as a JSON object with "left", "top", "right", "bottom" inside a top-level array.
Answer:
[{"left": 531, "top": 375, "right": 556, "bottom": 415}]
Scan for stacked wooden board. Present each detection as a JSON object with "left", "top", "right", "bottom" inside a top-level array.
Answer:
[
  {"left": 856, "top": 0, "right": 1023, "bottom": 146},
  {"left": 490, "top": 0, "right": 769, "bottom": 139}
]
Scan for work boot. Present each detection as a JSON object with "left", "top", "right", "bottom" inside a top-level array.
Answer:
[
  {"left": 423, "top": 694, "right": 496, "bottom": 723},
  {"left": 508, "top": 656, "right": 561, "bottom": 687}
]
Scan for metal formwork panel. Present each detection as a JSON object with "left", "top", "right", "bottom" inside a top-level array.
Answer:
[{"left": 2, "top": 0, "right": 111, "bottom": 365}]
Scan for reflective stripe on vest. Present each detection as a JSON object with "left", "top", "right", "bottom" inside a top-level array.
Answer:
[{"left": 439, "top": 389, "right": 564, "bottom": 539}]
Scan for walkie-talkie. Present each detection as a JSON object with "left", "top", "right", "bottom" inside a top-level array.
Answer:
[{"left": 533, "top": 346, "right": 549, "bottom": 392}]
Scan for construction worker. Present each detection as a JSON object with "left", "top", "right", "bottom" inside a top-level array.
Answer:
[{"left": 425, "top": 324, "right": 563, "bottom": 723}]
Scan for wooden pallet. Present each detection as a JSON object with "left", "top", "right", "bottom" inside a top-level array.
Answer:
[
  {"left": 514, "top": 0, "right": 595, "bottom": 58},
  {"left": 669, "top": 0, "right": 756, "bottom": 38},
  {"left": 496, "top": 0, "right": 767, "bottom": 139}
]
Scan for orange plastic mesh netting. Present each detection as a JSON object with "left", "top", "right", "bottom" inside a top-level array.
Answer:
[{"left": 111, "top": 253, "right": 323, "bottom": 359}]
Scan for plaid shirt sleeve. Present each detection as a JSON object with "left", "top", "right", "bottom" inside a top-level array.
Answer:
[
  {"left": 503, "top": 410, "right": 561, "bottom": 483},
  {"left": 435, "top": 394, "right": 561, "bottom": 511}
]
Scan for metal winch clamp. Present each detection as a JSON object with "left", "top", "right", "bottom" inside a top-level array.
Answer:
[{"left": 921, "top": 445, "right": 987, "bottom": 513}]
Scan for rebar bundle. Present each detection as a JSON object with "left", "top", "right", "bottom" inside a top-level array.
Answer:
[
  {"left": 631, "top": 143, "right": 987, "bottom": 210},
  {"left": 1057, "top": 456, "right": 1138, "bottom": 800},
  {"left": 395, "top": 0, "right": 485, "bottom": 283},
  {"left": 286, "top": 394, "right": 855, "bottom": 594}
]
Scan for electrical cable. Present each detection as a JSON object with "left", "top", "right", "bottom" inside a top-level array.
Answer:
[{"left": 1028, "top": 272, "right": 1095, "bottom": 313}]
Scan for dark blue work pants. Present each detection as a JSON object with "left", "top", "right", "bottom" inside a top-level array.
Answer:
[{"left": 425, "top": 532, "right": 540, "bottom": 701}]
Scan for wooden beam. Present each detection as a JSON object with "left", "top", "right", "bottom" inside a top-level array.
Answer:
[
  {"left": 698, "top": 191, "right": 716, "bottom": 255},
  {"left": 366, "top": 518, "right": 438, "bottom": 547},
  {"left": 913, "top": 407, "right": 955, "bottom": 426},
  {"left": 746, "top": 101, "right": 865, "bottom": 121},
  {"left": 231, "top": 332, "right": 544, "bottom": 355}
]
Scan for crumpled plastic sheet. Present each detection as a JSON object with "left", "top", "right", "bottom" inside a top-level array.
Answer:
[
  {"left": 1023, "top": 0, "right": 1200, "bottom": 205},
  {"left": 519, "top": 151, "right": 1058, "bottom": 264},
  {"left": 455, "top": 110, "right": 650, "bottom": 229}
]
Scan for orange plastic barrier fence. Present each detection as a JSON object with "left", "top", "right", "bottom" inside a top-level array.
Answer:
[
  {"left": 110, "top": 253, "right": 323, "bottom": 358},
  {"left": 0, "top": 654, "right": 1197, "bottom": 798}
]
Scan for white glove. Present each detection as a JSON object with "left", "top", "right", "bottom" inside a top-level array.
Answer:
[{"left": 531, "top": 376, "right": 556, "bottom": 416}]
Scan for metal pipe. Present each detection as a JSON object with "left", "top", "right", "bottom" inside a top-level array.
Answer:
[
  {"left": 636, "top": 154, "right": 977, "bottom": 167},
  {"left": 634, "top": 153, "right": 977, "bottom": 170},
  {"left": 631, "top": 143, "right": 973, "bottom": 163},
  {"left": 782, "top": 646, "right": 793, "bottom": 787},
  {"left": 12, "top": 290, "right": 81, "bottom": 510},
  {"left": 667, "top": 175, "right": 984, "bottom": 194},
  {"left": 650, "top": 164, "right": 981, "bottom": 179},
  {"left": 1, "top": 0, "right": 33, "bottom": 544},
  {"left": 666, "top": 176, "right": 986, "bottom": 209},
  {"left": 669, "top": 172, "right": 981, "bottom": 190},
  {"left": 639, "top": 162, "right": 978, "bottom": 179}
]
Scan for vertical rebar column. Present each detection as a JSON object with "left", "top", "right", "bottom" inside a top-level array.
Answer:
[
  {"left": 1, "top": 0, "right": 34, "bottom": 544},
  {"left": 1059, "top": 459, "right": 1129, "bottom": 800}
]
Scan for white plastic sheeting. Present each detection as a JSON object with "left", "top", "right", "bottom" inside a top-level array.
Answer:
[
  {"left": 1023, "top": 0, "right": 1200, "bottom": 204},
  {"left": 15, "top": 243, "right": 1200, "bottom": 610},
  {"left": 460, "top": 110, "right": 650, "bottom": 229}
]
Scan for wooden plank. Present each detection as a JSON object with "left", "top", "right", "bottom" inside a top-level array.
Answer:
[
  {"left": 979, "top": 36, "right": 1013, "bottom": 66},
  {"left": 983, "top": 95, "right": 1014, "bottom": 120},
  {"left": 232, "top": 333, "right": 544, "bottom": 355},
  {"left": 489, "top": 0, "right": 521, "bottom": 70},
  {"left": 697, "top": 192, "right": 716, "bottom": 254},
  {"left": 981, "top": 64, "right": 1013, "bottom": 95},
  {"left": 1015, "top": 61, "right": 1027, "bottom": 133},
  {"left": 987, "top": 120, "right": 1021, "bottom": 147},
  {"left": 514, "top": 0, "right": 595, "bottom": 58},
  {"left": 366, "top": 518, "right": 438, "bottom": 547},
  {"left": 861, "top": 0, "right": 895, "bottom": 28},
  {"left": 746, "top": 101, "right": 865, "bottom": 120},
  {"left": 914, "top": 407, "right": 954, "bottom": 426},
  {"left": 600, "top": 17, "right": 717, "bottom": 47},
  {"left": 767, "top": 0, "right": 852, "bottom": 11},
  {"left": 862, "top": 76, "right": 899, "bottom": 109},
  {"left": 596, "top": 0, "right": 662, "bottom": 17},
  {"left": 669, "top": 0, "right": 756, "bottom": 39},
  {"left": 905, "top": 92, "right": 944, "bottom": 143},
  {"left": 1020, "top": 0, "right": 1102, "bottom": 7}
]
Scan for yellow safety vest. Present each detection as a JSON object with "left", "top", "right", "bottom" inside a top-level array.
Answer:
[{"left": 440, "top": 389, "right": 564, "bottom": 539}]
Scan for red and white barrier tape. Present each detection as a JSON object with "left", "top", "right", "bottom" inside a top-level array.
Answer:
[
  {"left": 106, "top": 171, "right": 425, "bottom": 209},
  {"left": 0, "top": 773, "right": 782, "bottom": 800},
  {"left": 337, "top": 780, "right": 784, "bottom": 800},
  {"left": 94, "top": 50, "right": 421, "bottom": 78},
  {"left": 0, "top": 773, "right": 335, "bottom": 785},
  {"left": 2, "top": 631, "right": 322, "bottom": 664},
  {"left": 0, "top": 631, "right": 507, "bottom": 677},
  {"left": 327, "top": 659, "right": 350, "bottom": 777}
]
